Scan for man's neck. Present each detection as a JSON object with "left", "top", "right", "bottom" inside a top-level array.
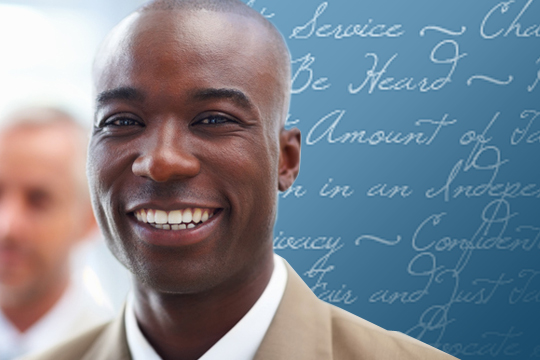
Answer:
[
  {"left": 132, "top": 253, "right": 274, "bottom": 360},
  {"left": 0, "top": 275, "right": 70, "bottom": 333}
]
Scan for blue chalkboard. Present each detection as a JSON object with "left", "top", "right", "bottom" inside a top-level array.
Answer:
[{"left": 253, "top": 0, "right": 540, "bottom": 358}]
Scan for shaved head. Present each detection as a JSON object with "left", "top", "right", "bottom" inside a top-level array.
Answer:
[
  {"left": 140, "top": 0, "right": 260, "bottom": 15},
  {"left": 137, "top": 0, "right": 288, "bottom": 56},
  {"left": 94, "top": 0, "right": 291, "bottom": 128}
]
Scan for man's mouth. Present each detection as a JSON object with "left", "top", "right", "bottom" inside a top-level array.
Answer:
[{"left": 133, "top": 208, "right": 216, "bottom": 230}]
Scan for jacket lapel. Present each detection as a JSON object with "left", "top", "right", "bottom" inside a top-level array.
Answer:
[
  {"left": 254, "top": 260, "right": 333, "bottom": 360},
  {"left": 81, "top": 305, "right": 131, "bottom": 360},
  {"left": 78, "top": 260, "right": 331, "bottom": 360}
]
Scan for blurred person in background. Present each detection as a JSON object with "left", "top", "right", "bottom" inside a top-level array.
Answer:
[{"left": 0, "top": 107, "right": 113, "bottom": 359}]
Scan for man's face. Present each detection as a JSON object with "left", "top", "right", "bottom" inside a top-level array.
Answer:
[
  {"left": 90, "top": 10, "right": 296, "bottom": 293},
  {"left": 0, "top": 125, "right": 90, "bottom": 301}
]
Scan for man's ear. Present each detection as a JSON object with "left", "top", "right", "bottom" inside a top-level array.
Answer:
[{"left": 278, "top": 128, "right": 301, "bottom": 191}]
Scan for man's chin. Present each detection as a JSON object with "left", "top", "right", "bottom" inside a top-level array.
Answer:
[
  {"left": 0, "top": 266, "right": 31, "bottom": 288},
  {"left": 131, "top": 257, "right": 235, "bottom": 297},
  {"left": 135, "top": 273, "right": 221, "bottom": 296}
]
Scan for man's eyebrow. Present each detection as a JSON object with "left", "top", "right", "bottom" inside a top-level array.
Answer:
[
  {"left": 191, "top": 88, "right": 255, "bottom": 110},
  {"left": 96, "top": 87, "right": 145, "bottom": 105}
]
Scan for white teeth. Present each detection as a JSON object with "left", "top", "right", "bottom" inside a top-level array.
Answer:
[
  {"left": 134, "top": 207, "right": 215, "bottom": 230},
  {"left": 168, "top": 210, "right": 182, "bottom": 224},
  {"left": 183, "top": 209, "right": 192, "bottom": 223},
  {"left": 141, "top": 209, "right": 147, "bottom": 223},
  {"left": 192, "top": 208, "right": 202, "bottom": 223},
  {"left": 146, "top": 210, "right": 155, "bottom": 223},
  {"left": 201, "top": 210, "right": 209, "bottom": 222},
  {"left": 155, "top": 210, "right": 168, "bottom": 224}
]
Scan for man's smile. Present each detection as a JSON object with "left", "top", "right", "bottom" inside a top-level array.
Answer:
[
  {"left": 126, "top": 203, "right": 224, "bottom": 247},
  {"left": 133, "top": 208, "right": 216, "bottom": 230}
]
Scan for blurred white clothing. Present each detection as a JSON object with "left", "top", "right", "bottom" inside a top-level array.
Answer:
[{"left": 0, "top": 280, "right": 113, "bottom": 360}]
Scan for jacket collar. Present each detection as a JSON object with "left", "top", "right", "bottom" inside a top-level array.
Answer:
[
  {"left": 254, "top": 260, "right": 333, "bottom": 360},
  {"left": 81, "top": 305, "right": 131, "bottom": 360},
  {"left": 81, "top": 259, "right": 330, "bottom": 360}
]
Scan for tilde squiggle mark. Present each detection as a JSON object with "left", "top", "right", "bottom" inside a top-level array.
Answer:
[
  {"left": 420, "top": 25, "right": 466, "bottom": 37},
  {"left": 467, "top": 75, "right": 513, "bottom": 86},
  {"left": 355, "top": 234, "right": 402, "bottom": 246}
]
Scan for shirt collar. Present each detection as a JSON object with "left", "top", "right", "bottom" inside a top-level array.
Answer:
[{"left": 126, "top": 253, "right": 288, "bottom": 360}]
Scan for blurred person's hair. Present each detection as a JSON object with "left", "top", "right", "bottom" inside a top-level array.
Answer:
[{"left": 0, "top": 106, "right": 90, "bottom": 202}]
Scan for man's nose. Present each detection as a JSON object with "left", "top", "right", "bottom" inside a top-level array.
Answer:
[
  {"left": 0, "top": 196, "right": 25, "bottom": 241},
  {"left": 132, "top": 124, "right": 201, "bottom": 182}
]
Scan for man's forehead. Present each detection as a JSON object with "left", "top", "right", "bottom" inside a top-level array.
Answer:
[
  {"left": 93, "top": 7, "right": 290, "bottom": 128},
  {"left": 95, "top": 10, "right": 272, "bottom": 73},
  {"left": 99, "top": 12, "right": 268, "bottom": 83},
  {"left": 97, "top": 11, "right": 283, "bottom": 113},
  {"left": 0, "top": 125, "right": 81, "bottom": 162},
  {"left": 0, "top": 127, "right": 83, "bottom": 189}
]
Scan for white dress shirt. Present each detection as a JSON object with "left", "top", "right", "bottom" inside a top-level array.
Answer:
[
  {"left": 126, "top": 254, "right": 288, "bottom": 360},
  {"left": 0, "top": 281, "right": 113, "bottom": 360}
]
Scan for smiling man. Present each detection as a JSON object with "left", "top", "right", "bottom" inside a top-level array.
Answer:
[{"left": 24, "top": 1, "right": 457, "bottom": 359}]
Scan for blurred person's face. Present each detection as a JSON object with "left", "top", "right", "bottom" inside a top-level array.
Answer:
[{"left": 0, "top": 125, "right": 93, "bottom": 304}]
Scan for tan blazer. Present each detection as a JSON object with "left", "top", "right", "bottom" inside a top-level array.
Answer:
[{"left": 22, "top": 261, "right": 458, "bottom": 360}]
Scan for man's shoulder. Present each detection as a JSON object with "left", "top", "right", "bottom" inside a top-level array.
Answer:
[
  {"left": 267, "top": 258, "right": 458, "bottom": 360},
  {"left": 326, "top": 303, "right": 456, "bottom": 359},
  {"left": 19, "top": 305, "right": 130, "bottom": 360},
  {"left": 19, "top": 322, "right": 110, "bottom": 360}
]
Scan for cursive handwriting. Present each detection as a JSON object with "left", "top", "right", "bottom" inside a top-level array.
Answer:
[
  {"left": 273, "top": 230, "right": 341, "bottom": 251},
  {"left": 528, "top": 57, "right": 540, "bottom": 92},
  {"left": 319, "top": 178, "right": 354, "bottom": 198},
  {"left": 367, "top": 183, "right": 413, "bottom": 198},
  {"left": 509, "top": 269, "right": 540, "bottom": 304},
  {"left": 412, "top": 200, "right": 540, "bottom": 254},
  {"left": 348, "top": 40, "right": 466, "bottom": 94},
  {"left": 280, "top": 184, "right": 307, "bottom": 199},
  {"left": 303, "top": 240, "right": 358, "bottom": 304},
  {"left": 289, "top": 2, "right": 404, "bottom": 40},
  {"left": 480, "top": 0, "right": 540, "bottom": 39},
  {"left": 306, "top": 110, "right": 456, "bottom": 146},
  {"left": 291, "top": 53, "right": 331, "bottom": 94},
  {"left": 434, "top": 327, "right": 522, "bottom": 357},
  {"left": 245, "top": 0, "right": 274, "bottom": 18},
  {"left": 511, "top": 109, "right": 540, "bottom": 145}
]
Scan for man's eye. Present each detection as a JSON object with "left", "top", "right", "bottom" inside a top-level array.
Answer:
[
  {"left": 105, "top": 118, "right": 140, "bottom": 126},
  {"left": 198, "top": 115, "right": 235, "bottom": 125},
  {"left": 27, "top": 189, "right": 51, "bottom": 211}
]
